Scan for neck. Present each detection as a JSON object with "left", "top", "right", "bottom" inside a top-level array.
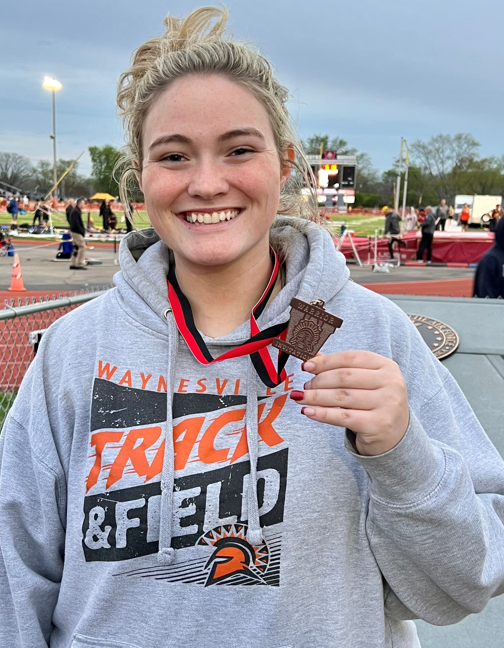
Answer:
[{"left": 174, "top": 245, "right": 278, "bottom": 338}]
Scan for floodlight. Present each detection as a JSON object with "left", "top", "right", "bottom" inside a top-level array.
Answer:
[{"left": 43, "top": 76, "right": 62, "bottom": 91}]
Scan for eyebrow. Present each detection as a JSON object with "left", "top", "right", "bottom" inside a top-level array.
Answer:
[{"left": 148, "top": 128, "right": 265, "bottom": 152}]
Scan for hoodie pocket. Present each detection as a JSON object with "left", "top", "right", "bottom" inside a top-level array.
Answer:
[{"left": 71, "top": 634, "right": 143, "bottom": 648}]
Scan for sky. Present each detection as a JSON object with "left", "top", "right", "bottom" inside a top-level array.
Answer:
[{"left": 1, "top": 0, "right": 503, "bottom": 177}]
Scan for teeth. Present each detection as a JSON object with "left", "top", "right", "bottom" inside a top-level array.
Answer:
[{"left": 185, "top": 210, "right": 240, "bottom": 224}]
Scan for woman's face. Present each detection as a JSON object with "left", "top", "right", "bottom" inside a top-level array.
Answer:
[{"left": 139, "top": 74, "right": 291, "bottom": 270}]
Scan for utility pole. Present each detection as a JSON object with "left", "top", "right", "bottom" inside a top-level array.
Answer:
[{"left": 394, "top": 138, "right": 404, "bottom": 213}]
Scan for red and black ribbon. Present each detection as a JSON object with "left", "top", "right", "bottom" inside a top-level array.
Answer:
[{"left": 167, "top": 250, "right": 289, "bottom": 388}]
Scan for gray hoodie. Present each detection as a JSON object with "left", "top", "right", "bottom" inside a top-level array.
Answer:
[{"left": 1, "top": 217, "right": 504, "bottom": 648}]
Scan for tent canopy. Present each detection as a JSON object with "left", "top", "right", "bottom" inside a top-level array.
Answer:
[{"left": 90, "top": 192, "right": 116, "bottom": 201}]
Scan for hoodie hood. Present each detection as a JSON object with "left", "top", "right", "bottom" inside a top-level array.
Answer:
[
  {"left": 113, "top": 216, "right": 350, "bottom": 562},
  {"left": 114, "top": 216, "right": 350, "bottom": 343}
]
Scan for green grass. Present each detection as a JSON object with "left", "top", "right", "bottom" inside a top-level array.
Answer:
[{"left": 1, "top": 211, "right": 386, "bottom": 238}]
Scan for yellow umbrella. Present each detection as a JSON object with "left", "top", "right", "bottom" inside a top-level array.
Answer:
[{"left": 90, "top": 192, "right": 116, "bottom": 201}]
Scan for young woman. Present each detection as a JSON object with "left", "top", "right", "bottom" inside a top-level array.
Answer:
[
  {"left": 460, "top": 203, "right": 471, "bottom": 232},
  {"left": 1, "top": 7, "right": 504, "bottom": 648}
]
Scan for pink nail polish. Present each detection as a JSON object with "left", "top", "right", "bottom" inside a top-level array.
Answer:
[
  {"left": 302, "top": 361, "right": 316, "bottom": 373},
  {"left": 289, "top": 390, "right": 304, "bottom": 401}
]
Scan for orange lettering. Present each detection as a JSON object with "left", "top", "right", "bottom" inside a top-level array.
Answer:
[
  {"left": 266, "top": 386, "right": 276, "bottom": 397},
  {"left": 196, "top": 378, "right": 207, "bottom": 393},
  {"left": 174, "top": 417, "right": 205, "bottom": 470},
  {"left": 234, "top": 379, "right": 240, "bottom": 395},
  {"left": 199, "top": 409, "right": 245, "bottom": 464},
  {"left": 178, "top": 378, "right": 190, "bottom": 393},
  {"left": 97, "top": 361, "right": 117, "bottom": 381},
  {"left": 140, "top": 373, "right": 152, "bottom": 389},
  {"left": 157, "top": 375, "right": 167, "bottom": 393},
  {"left": 258, "top": 395, "right": 286, "bottom": 446},
  {"left": 284, "top": 373, "right": 294, "bottom": 392},
  {"left": 216, "top": 378, "right": 228, "bottom": 395},
  {"left": 107, "top": 426, "right": 162, "bottom": 489},
  {"left": 118, "top": 370, "right": 132, "bottom": 387},
  {"left": 87, "top": 431, "right": 124, "bottom": 491}
]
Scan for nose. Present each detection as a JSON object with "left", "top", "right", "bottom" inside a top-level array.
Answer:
[{"left": 187, "top": 156, "right": 229, "bottom": 200}]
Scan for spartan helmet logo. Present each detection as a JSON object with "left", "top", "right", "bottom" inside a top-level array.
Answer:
[
  {"left": 204, "top": 537, "right": 260, "bottom": 586},
  {"left": 289, "top": 319, "right": 321, "bottom": 354},
  {"left": 198, "top": 524, "right": 270, "bottom": 587}
]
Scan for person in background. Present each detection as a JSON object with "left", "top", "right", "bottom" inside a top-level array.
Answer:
[
  {"left": 460, "top": 203, "right": 470, "bottom": 232},
  {"left": 124, "top": 202, "right": 135, "bottom": 233},
  {"left": 32, "top": 200, "right": 42, "bottom": 227},
  {"left": 41, "top": 202, "right": 51, "bottom": 230},
  {"left": 448, "top": 205, "right": 455, "bottom": 227},
  {"left": 473, "top": 217, "right": 504, "bottom": 298},
  {"left": 416, "top": 205, "right": 436, "bottom": 262},
  {"left": 69, "top": 197, "right": 87, "bottom": 270},
  {"left": 99, "top": 200, "right": 109, "bottom": 231},
  {"left": 489, "top": 204, "right": 503, "bottom": 233},
  {"left": 383, "top": 206, "right": 406, "bottom": 259},
  {"left": 7, "top": 196, "right": 19, "bottom": 230},
  {"left": 435, "top": 199, "right": 449, "bottom": 231},
  {"left": 108, "top": 201, "right": 118, "bottom": 231},
  {"left": 405, "top": 206, "right": 418, "bottom": 231},
  {"left": 65, "top": 199, "right": 75, "bottom": 226}
]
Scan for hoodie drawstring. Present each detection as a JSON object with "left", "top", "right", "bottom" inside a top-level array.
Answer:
[
  {"left": 157, "top": 306, "right": 178, "bottom": 564},
  {"left": 157, "top": 309, "right": 264, "bottom": 564},
  {"left": 245, "top": 359, "right": 263, "bottom": 546}
]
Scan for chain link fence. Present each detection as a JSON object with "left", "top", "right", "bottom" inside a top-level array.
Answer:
[{"left": 0, "top": 288, "right": 110, "bottom": 429}]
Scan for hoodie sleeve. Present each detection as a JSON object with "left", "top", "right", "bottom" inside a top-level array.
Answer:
[
  {"left": 0, "top": 353, "right": 66, "bottom": 647},
  {"left": 345, "top": 311, "right": 504, "bottom": 625}
]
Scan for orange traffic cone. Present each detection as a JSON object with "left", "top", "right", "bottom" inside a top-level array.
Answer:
[{"left": 8, "top": 253, "right": 27, "bottom": 292}]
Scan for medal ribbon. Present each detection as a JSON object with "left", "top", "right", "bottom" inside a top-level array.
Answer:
[{"left": 167, "top": 250, "right": 290, "bottom": 388}]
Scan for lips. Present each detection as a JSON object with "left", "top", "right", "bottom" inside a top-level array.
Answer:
[{"left": 180, "top": 209, "right": 241, "bottom": 224}]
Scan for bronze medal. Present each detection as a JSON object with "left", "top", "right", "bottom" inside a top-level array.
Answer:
[{"left": 273, "top": 298, "right": 343, "bottom": 362}]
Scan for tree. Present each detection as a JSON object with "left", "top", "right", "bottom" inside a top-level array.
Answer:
[
  {"left": 0, "top": 152, "right": 33, "bottom": 192},
  {"left": 88, "top": 145, "right": 121, "bottom": 196},
  {"left": 302, "top": 134, "right": 358, "bottom": 156},
  {"left": 32, "top": 160, "right": 54, "bottom": 195},
  {"left": 410, "top": 133, "right": 480, "bottom": 199}
]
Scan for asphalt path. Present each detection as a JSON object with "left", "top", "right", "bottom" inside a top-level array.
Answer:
[{"left": 1, "top": 242, "right": 477, "bottom": 294}]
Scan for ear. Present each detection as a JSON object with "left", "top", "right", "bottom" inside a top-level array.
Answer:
[{"left": 280, "top": 145, "right": 296, "bottom": 188}]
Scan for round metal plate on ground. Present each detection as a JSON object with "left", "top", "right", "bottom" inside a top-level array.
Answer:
[{"left": 407, "top": 314, "right": 460, "bottom": 360}]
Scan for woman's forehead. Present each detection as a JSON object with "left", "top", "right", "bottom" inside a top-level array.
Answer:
[{"left": 143, "top": 74, "right": 274, "bottom": 145}]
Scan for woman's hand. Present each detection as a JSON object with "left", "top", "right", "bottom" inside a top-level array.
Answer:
[{"left": 289, "top": 351, "right": 410, "bottom": 456}]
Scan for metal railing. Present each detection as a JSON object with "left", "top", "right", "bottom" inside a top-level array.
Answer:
[{"left": 0, "top": 288, "right": 109, "bottom": 429}]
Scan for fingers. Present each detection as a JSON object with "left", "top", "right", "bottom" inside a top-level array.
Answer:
[
  {"left": 291, "top": 388, "right": 378, "bottom": 410},
  {"left": 300, "top": 406, "right": 376, "bottom": 434},
  {"left": 302, "top": 350, "right": 385, "bottom": 374},
  {"left": 304, "top": 368, "right": 384, "bottom": 391}
]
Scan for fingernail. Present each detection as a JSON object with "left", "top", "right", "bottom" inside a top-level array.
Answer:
[
  {"left": 304, "top": 380, "right": 312, "bottom": 390},
  {"left": 290, "top": 390, "right": 304, "bottom": 401},
  {"left": 302, "top": 407, "right": 316, "bottom": 416},
  {"left": 301, "top": 361, "right": 316, "bottom": 373}
]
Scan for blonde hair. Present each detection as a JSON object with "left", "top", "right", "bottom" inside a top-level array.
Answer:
[{"left": 116, "top": 5, "right": 319, "bottom": 223}]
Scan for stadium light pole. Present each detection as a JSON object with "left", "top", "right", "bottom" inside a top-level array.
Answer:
[{"left": 43, "top": 76, "right": 62, "bottom": 199}]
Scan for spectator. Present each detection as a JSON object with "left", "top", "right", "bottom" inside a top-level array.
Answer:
[
  {"left": 489, "top": 204, "right": 503, "bottom": 233},
  {"left": 7, "top": 196, "right": 19, "bottom": 230},
  {"left": 32, "top": 200, "right": 42, "bottom": 227},
  {"left": 124, "top": 202, "right": 135, "bottom": 233},
  {"left": 416, "top": 205, "right": 436, "bottom": 263},
  {"left": 473, "top": 217, "right": 504, "bottom": 298},
  {"left": 435, "top": 199, "right": 449, "bottom": 231},
  {"left": 405, "top": 206, "right": 418, "bottom": 231},
  {"left": 69, "top": 197, "right": 87, "bottom": 270},
  {"left": 41, "top": 202, "right": 51, "bottom": 230},
  {"left": 383, "top": 206, "right": 406, "bottom": 259},
  {"left": 65, "top": 199, "right": 75, "bottom": 226},
  {"left": 460, "top": 203, "right": 471, "bottom": 232}
]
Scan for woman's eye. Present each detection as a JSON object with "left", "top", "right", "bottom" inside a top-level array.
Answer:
[
  {"left": 230, "top": 148, "right": 254, "bottom": 156},
  {"left": 162, "top": 153, "right": 185, "bottom": 162}
]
